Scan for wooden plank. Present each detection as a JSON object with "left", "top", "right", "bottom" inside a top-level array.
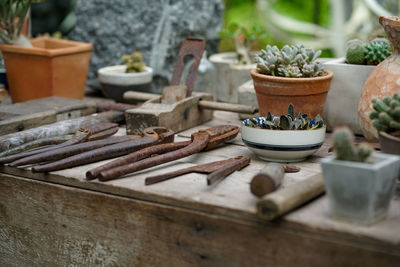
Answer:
[{"left": 0, "top": 173, "right": 399, "bottom": 266}]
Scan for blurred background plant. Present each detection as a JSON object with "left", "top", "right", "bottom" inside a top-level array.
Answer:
[{"left": 221, "top": 0, "right": 400, "bottom": 58}]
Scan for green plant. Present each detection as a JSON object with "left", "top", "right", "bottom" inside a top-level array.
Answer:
[
  {"left": 255, "top": 44, "right": 324, "bottom": 78},
  {"left": 332, "top": 126, "right": 373, "bottom": 163},
  {"left": 219, "top": 23, "right": 268, "bottom": 65},
  {"left": 345, "top": 39, "right": 364, "bottom": 65},
  {"left": 121, "top": 51, "right": 146, "bottom": 73},
  {"left": 245, "top": 103, "right": 324, "bottom": 130},
  {"left": 370, "top": 93, "right": 400, "bottom": 136},
  {"left": 364, "top": 38, "right": 392, "bottom": 65},
  {"left": 345, "top": 38, "right": 391, "bottom": 65},
  {"left": 0, "top": 0, "right": 45, "bottom": 46}
]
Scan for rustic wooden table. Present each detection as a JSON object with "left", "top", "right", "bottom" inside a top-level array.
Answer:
[{"left": 0, "top": 111, "right": 399, "bottom": 266}]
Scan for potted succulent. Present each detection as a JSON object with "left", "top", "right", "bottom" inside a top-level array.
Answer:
[
  {"left": 321, "top": 126, "right": 400, "bottom": 225},
  {"left": 97, "top": 51, "right": 152, "bottom": 102},
  {"left": 324, "top": 38, "right": 391, "bottom": 134},
  {"left": 369, "top": 93, "right": 400, "bottom": 155},
  {"left": 251, "top": 44, "right": 333, "bottom": 118},
  {"left": 241, "top": 104, "right": 326, "bottom": 162},
  {"left": 0, "top": 0, "right": 93, "bottom": 103},
  {"left": 210, "top": 23, "right": 267, "bottom": 103}
]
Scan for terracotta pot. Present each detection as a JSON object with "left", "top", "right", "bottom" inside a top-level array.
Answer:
[
  {"left": 0, "top": 37, "right": 92, "bottom": 103},
  {"left": 250, "top": 69, "right": 333, "bottom": 118},
  {"left": 358, "top": 16, "right": 400, "bottom": 140}
]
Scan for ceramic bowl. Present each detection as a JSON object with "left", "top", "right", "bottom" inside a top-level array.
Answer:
[{"left": 241, "top": 118, "right": 326, "bottom": 162}]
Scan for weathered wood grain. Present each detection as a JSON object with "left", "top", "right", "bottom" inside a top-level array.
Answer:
[{"left": 0, "top": 174, "right": 399, "bottom": 267}]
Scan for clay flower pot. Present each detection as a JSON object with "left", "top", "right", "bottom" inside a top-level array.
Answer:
[
  {"left": 379, "top": 132, "right": 400, "bottom": 155},
  {"left": 358, "top": 16, "right": 400, "bottom": 140},
  {"left": 0, "top": 37, "right": 92, "bottom": 103},
  {"left": 250, "top": 69, "right": 333, "bottom": 118}
]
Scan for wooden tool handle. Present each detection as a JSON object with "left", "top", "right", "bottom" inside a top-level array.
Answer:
[
  {"left": 250, "top": 163, "right": 284, "bottom": 197},
  {"left": 256, "top": 173, "right": 325, "bottom": 221},
  {"left": 198, "top": 100, "right": 258, "bottom": 114},
  {"left": 123, "top": 91, "right": 159, "bottom": 103}
]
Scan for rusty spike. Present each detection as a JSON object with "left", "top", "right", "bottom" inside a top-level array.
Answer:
[
  {"left": 86, "top": 141, "right": 191, "bottom": 180},
  {"left": 145, "top": 157, "right": 243, "bottom": 185},
  {"left": 98, "top": 131, "right": 210, "bottom": 181},
  {"left": 206, "top": 156, "right": 250, "bottom": 186},
  {"left": 31, "top": 127, "right": 174, "bottom": 173},
  {"left": 9, "top": 136, "right": 136, "bottom": 167}
]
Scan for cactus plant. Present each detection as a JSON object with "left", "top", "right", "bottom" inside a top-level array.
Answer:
[
  {"left": 345, "top": 39, "right": 365, "bottom": 64},
  {"left": 332, "top": 126, "right": 373, "bottom": 163},
  {"left": 244, "top": 104, "right": 325, "bottom": 130},
  {"left": 121, "top": 51, "right": 146, "bottom": 73},
  {"left": 255, "top": 44, "right": 325, "bottom": 78},
  {"left": 364, "top": 38, "right": 392, "bottom": 65},
  {"left": 370, "top": 93, "right": 400, "bottom": 135}
]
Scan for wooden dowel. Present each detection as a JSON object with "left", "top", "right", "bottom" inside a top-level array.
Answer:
[
  {"left": 123, "top": 91, "right": 159, "bottom": 102},
  {"left": 198, "top": 100, "right": 258, "bottom": 114},
  {"left": 256, "top": 173, "right": 325, "bottom": 221},
  {"left": 250, "top": 163, "right": 284, "bottom": 197}
]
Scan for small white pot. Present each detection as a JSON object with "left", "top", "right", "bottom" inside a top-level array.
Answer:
[
  {"left": 323, "top": 58, "right": 375, "bottom": 134},
  {"left": 321, "top": 153, "right": 400, "bottom": 225},
  {"left": 209, "top": 52, "right": 255, "bottom": 103},
  {"left": 97, "top": 65, "right": 153, "bottom": 102}
]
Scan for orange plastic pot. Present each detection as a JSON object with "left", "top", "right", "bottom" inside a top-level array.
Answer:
[
  {"left": 0, "top": 37, "right": 92, "bottom": 103},
  {"left": 250, "top": 69, "right": 333, "bottom": 118}
]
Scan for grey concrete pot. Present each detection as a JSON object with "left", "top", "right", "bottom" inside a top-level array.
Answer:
[
  {"left": 323, "top": 58, "right": 375, "bottom": 134},
  {"left": 321, "top": 153, "right": 400, "bottom": 225},
  {"left": 209, "top": 52, "right": 255, "bottom": 103}
]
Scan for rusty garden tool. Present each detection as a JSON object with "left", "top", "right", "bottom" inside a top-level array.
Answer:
[
  {"left": 91, "top": 125, "right": 239, "bottom": 181},
  {"left": 0, "top": 122, "right": 119, "bottom": 164},
  {"left": 145, "top": 156, "right": 250, "bottom": 186},
  {"left": 30, "top": 127, "right": 174, "bottom": 172}
]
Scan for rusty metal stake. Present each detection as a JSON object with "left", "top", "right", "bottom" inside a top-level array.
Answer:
[{"left": 206, "top": 156, "right": 251, "bottom": 186}]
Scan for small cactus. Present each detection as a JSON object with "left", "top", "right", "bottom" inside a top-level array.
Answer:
[
  {"left": 345, "top": 39, "right": 365, "bottom": 65},
  {"left": 255, "top": 44, "right": 325, "bottom": 78},
  {"left": 333, "top": 126, "right": 373, "bottom": 163},
  {"left": 121, "top": 51, "right": 146, "bottom": 73},
  {"left": 364, "top": 38, "right": 391, "bottom": 65},
  {"left": 370, "top": 93, "right": 400, "bottom": 134}
]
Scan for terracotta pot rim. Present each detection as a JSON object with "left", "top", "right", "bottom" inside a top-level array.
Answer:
[
  {"left": 379, "top": 131, "right": 400, "bottom": 142},
  {"left": 379, "top": 16, "right": 400, "bottom": 26},
  {"left": 250, "top": 69, "right": 333, "bottom": 83}
]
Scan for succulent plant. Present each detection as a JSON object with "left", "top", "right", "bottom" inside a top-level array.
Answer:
[
  {"left": 364, "top": 38, "right": 392, "bottom": 65},
  {"left": 370, "top": 93, "right": 400, "bottom": 136},
  {"left": 255, "top": 44, "right": 325, "bottom": 78},
  {"left": 243, "top": 104, "right": 324, "bottom": 130},
  {"left": 345, "top": 39, "right": 365, "bottom": 65},
  {"left": 333, "top": 126, "right": 373, "bottom": 163},
  {"left": 121, "top": 51, "right": 146, "bottom": 73}
]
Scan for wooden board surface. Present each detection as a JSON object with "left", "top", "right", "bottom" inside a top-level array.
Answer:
[{"left": 1, "top": 111, "right": 400, "bottom": 250}]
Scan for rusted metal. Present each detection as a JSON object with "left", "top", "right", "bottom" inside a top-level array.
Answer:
[
  {"left": 145, "top": 156, "right": 250, "bottom": 185},
  {"left": 170, "top": 38, "right": 205, "bottom": 97},
  {"left": 96, "top": 125, "right": 239, "bottom": 182},
  {"left": 2, "top": 122, "right": 119, "bottom": 165},
  {"left": 283, "top": 165, "right": 301, "bottom": 173},
  {"left": 31, "top": 127, "right": 174, "bottom": 173},
  {"left": 206, "top": 156, "right": 251, "bottom": 186},
  {"left": 205, "top": 125, "right": 240, "bottom": 149},
  {"left": 86, "top": 141, "right": 191, "bottom": 180}
]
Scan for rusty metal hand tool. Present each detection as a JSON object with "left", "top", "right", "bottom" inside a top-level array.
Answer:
[
  {"left": 30, "top": 127, "right": 174, "bottom": 173},
  {"left": 93, "top": 125, "right": 239, "bottom": 181},
  {"left": 145, "top": 156, "right": 250, "bottom": 186},
  {"left": 0, "top": 122, "right": 119, "bottom": 164}
]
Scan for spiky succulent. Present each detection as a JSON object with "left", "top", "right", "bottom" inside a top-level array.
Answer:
[
  {"left": 345, "top": 39, "right": 365, "bottom": 65},
  {"left": 333, "top": 126, "right": 373, "bottom": 163},
  {"left": 255, "top": 44, "right": 325, "bottom": 78},
  {"left": 364, "top": 38, "right": 391, "bottom": 65},
  {"left": 370, "top": 93, "right": 400, "bottom": 135},
  {"left": 121, "top": 51, "right": 146, "bottom": 73},
  {"left": 243, "top": 104, "right": 325, "bottom": 130}
]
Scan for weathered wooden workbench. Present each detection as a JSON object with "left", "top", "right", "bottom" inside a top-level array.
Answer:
[{"left": 0, "top": 111, "right": 399, "bottom": 266}]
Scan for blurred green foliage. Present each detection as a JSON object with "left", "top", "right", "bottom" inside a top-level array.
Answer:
[{"left": 221, "top": 0, "right": 333, "bottom": 57}]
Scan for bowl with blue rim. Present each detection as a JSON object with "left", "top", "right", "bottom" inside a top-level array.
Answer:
[{"left": 241, "top": 104, "right": 326, "bottom": 162}]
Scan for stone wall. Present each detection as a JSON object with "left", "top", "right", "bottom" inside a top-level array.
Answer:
[{"left": 69, "top": 0, "right": 224, "bottom": 93}]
